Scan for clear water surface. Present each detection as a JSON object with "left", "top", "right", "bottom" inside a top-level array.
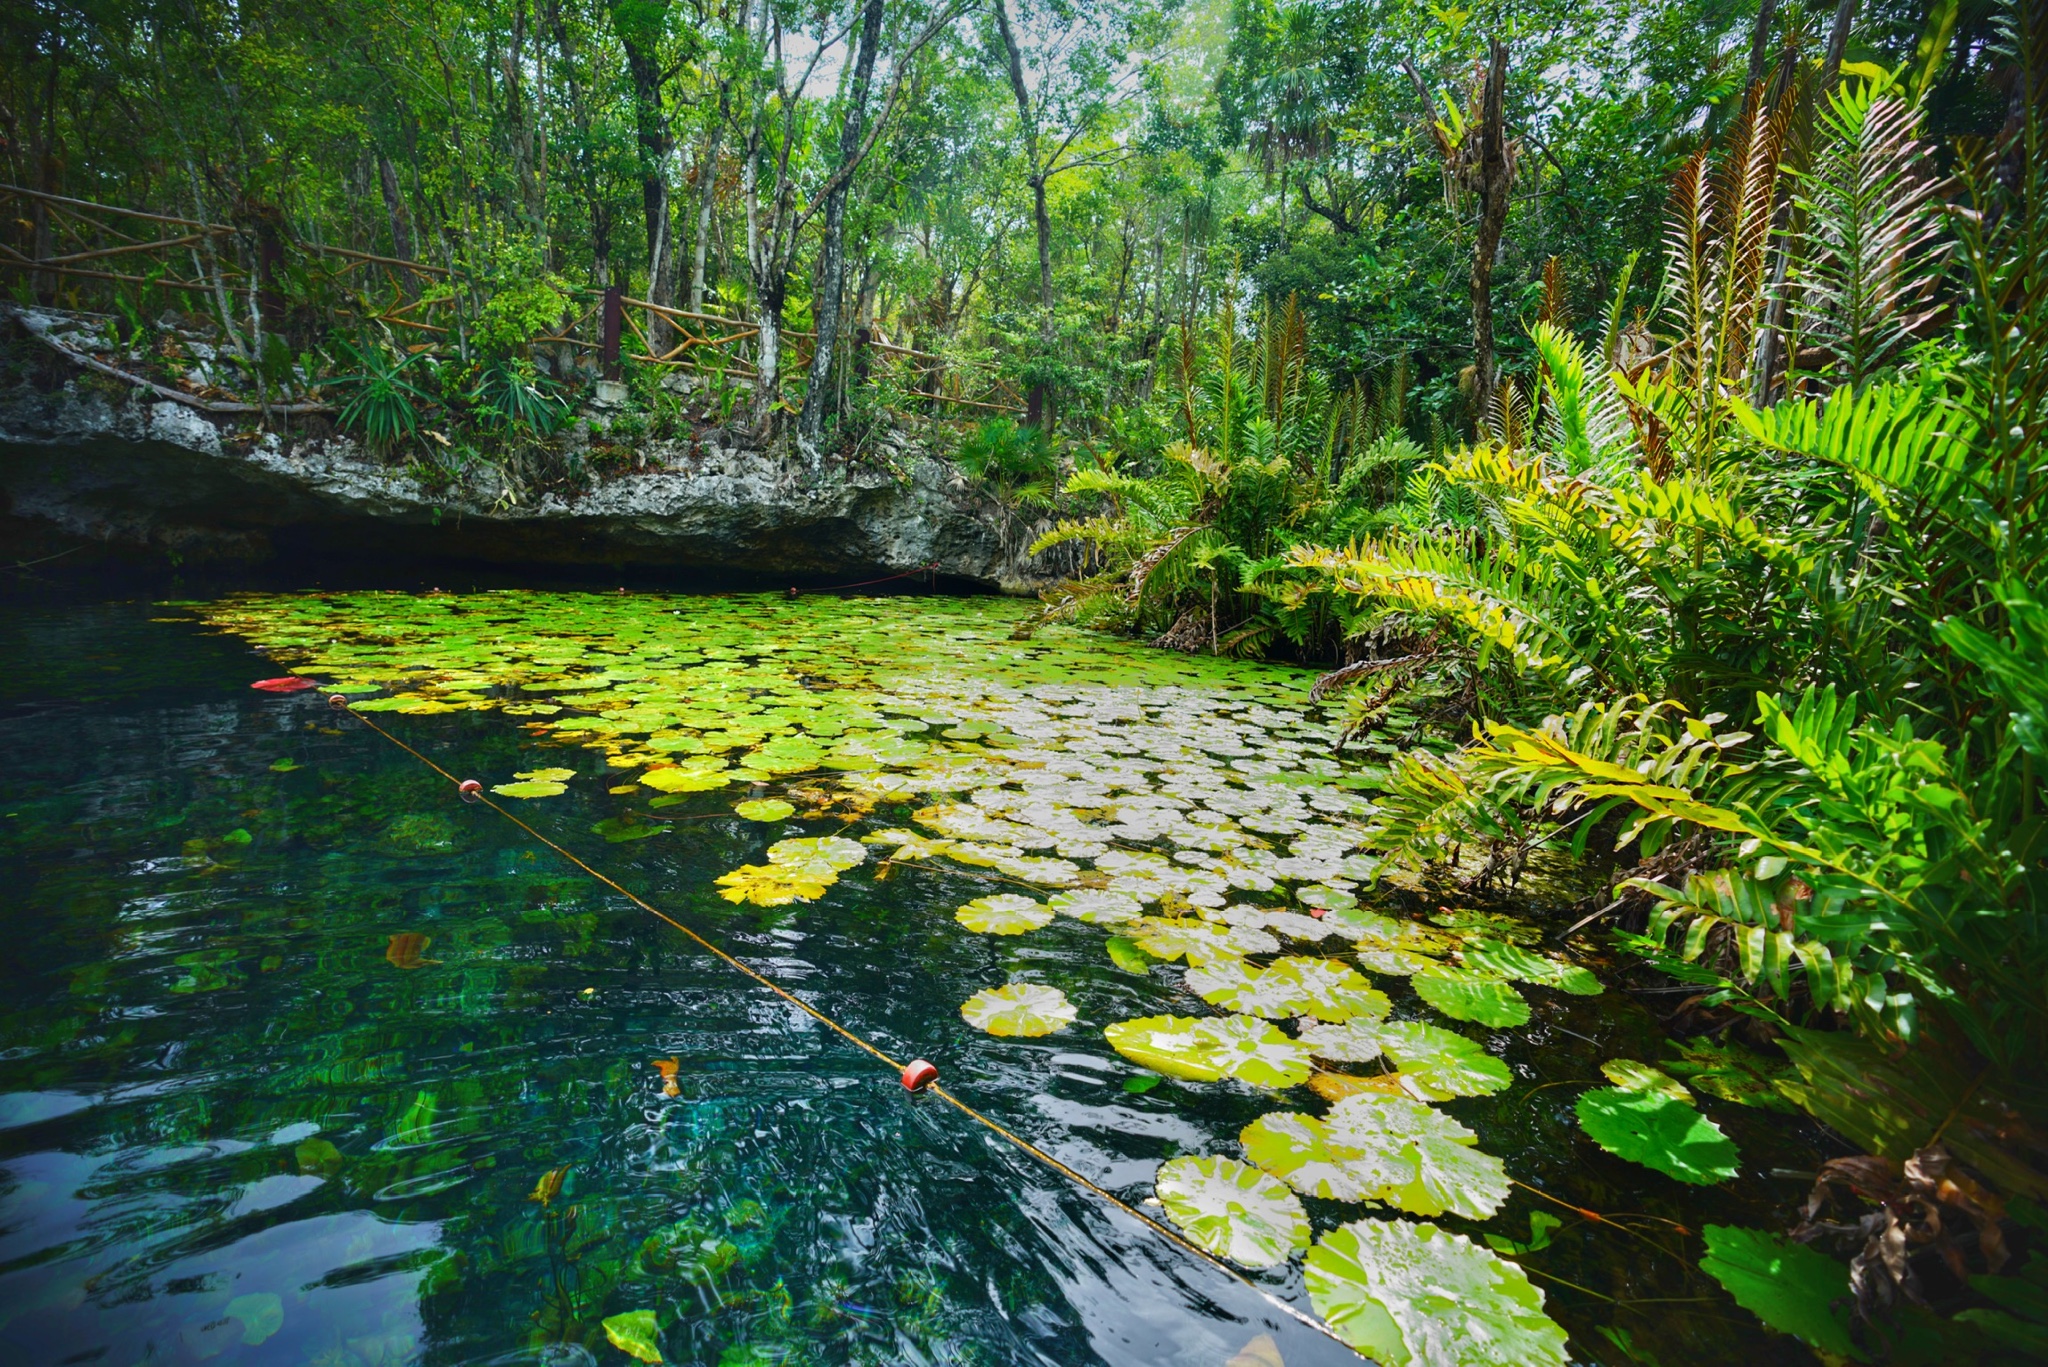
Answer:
[{"left": 0, "top": 588, "right": 1830, "bottom": 1367}]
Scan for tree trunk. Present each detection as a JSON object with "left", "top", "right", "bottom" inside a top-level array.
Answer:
[
  {"left": 1746, "top": 0, "right": 1780, "bottom": 87},
  {"left": 995, "top": 0, "right": 1054, "bottom": 430},
  {"left": 1470, "top": 38, "right": 1511, "bottom": 436},
  {"left": 613, "top": 0, "right": 675, "bottom": 347},
  {"left": 799, "top": 0, "right": 884, "bottom": 444},
  {"left": 689, "top": 81, "right": 730, "bottom": 310}
]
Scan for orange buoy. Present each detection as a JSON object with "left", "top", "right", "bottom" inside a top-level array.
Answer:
[
  {"left": 901, "top": 1059, "right": 938, "bottom": 1092},
  {"left": 458, "top": 779, "right": 483, "bottom": 802},
  {"left": 327, "top": 693, "right": 351, "bottom": 710}
]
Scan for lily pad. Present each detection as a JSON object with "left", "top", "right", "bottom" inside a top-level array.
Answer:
[
  {"left": 767, "top": 836, "right": 866, "bottom": 875},
  {"left": 1130, "top": 916, "right": 1278, "bottom": 964},
  {"left": 639, "top": 767, "right": 730, "bottom": 792},
  {"left": 1600, "top": 1058, "right": 1693, "bottom": 1103},
  {"left": 1105, "top": 936, "right": 1154, "bottom": 973},
  {"left": 733, "top": 799, "right": 795, "bottom": 822},
  {"left": 515, "top": 767, "right": 577, "bottom": 783},
  {"left": 492, "top": 779, "right": 567, "bottom": 799},
  {"left": 1242, "top": 1095, "right": 1509, "bottom": 1218},
  {"left": 1576, "top": 1086, "right": 1740, "bottom": 1185},
  {"left": 592, "top": 816, "right": 667, "bottom": 843},
  {"left": 1187, "top": 957, "right": 1390, "bottom": 1023},
  {"left": 602, "top": 1308, "right": 665, "bottom": 1364},
  {"left": 1412, "top": 966, "right": 1531, "bottom": 1028},
  {"left": 1699, "top": 1224, "right": 1861, "bottom": 1360},
  {"left": 1461, "top": 939, "right": 1602, "bottom": 995},
  {"left": 956, "top": 894, "right": 1053, "bottom": 935},
  {"left": 1049, "top": 889, "right": 1145, "bottom": 924},
  {"left": 714, "top": 864, "right": 832, "bottom": 906},
  {"left": 1296, "top": 1019, "right": 1513, "bottom": 1099},
  {"left": 1304, "top": 1218, "right": 1569, "bottom": 1367},
  {"left": 1154, "top": 1155, "right": 1311, "bottom": 1269},
  {"left": 1351, "top": 946, "right": 1439, "bottom": 976},
  {"left": 960, "top": 983, "right": 1077, "bottom": 1037},
  {"left": 1104, "top": 1014, "right": 1314, "bottom": 1088}
]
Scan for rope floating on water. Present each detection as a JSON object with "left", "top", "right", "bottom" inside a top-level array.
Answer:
[{"left": 325, "top": 694, "right": 1365, "bottom": 1360}]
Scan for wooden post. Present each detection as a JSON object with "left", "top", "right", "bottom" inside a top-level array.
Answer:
[{"left": 600, "top": 285, "right": 623, "bottom": 380}]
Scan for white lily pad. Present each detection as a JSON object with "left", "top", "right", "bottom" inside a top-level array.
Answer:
[
  {"left": 956, "top": 894, "right": 1053, "bottom": 935},
  {"left": 1130, "top": 917, "right": 1278, "bottom": 964},
  {"left": 1049, "top": 889, "right": 1145, "bottom": 924},
  {"left": 767, "top": 836, "right": 866, "bottom": 875},
  {"left": 1154, "top": 1155, "right": 1310, "bottom": 1269},
  {"left": 1241, "top": 1094, "right": 1508, "bottom": 1218},
  {"left": 1297, "top": 1019, "right": 1513, "bottom": 1099},
  {"left": 960, "top": 983, "right": 1077, "bottom": 1037},
  {"left": 1305, "top": 1219, "right": 1569, "bottom": 1367},
  {"left": 1187, "top": 957, "right": 1390, "bottom": 1023}
]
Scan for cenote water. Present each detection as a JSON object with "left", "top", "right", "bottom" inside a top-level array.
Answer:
[{"left": 0, "top": 587, "right": 1835, "bottom": 1367}]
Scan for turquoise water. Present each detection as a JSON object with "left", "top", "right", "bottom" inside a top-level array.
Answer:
[{"left": 0, "top": 591, "right": 1827, "bottom": 1367}]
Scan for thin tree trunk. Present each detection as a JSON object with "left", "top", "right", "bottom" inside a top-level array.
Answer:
[
  {"left": 1746, "top": 0, "right": 1780, "bottom": 86},
  {"left": 613, "top": 0, "right": 675, "bottom": 347},
  {"left": 799, "top": 0, "right": 884, "bottom": 443},
  {"left": 1470, "top": 38, "right": 1511, "bottom": 435},
  {"left": 689, "top": 81, "right": 730, "bottom": 310},
  {"left": 994, "top": 0, "right": 1054, "bottom": 430}
]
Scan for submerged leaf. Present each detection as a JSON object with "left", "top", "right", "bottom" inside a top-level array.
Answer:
[
  {"left": 224, "top": 1293, "right": 283, "bottom": 1346},
  {"left": 1105, "top": 936, "right": 1155, "bottom": 973},
  {"left": 1304, "top": 1219, "right": 1569, "bottom": 1367},
  {"left": 960, "top": 983, "right": 1077, "bottom": 1037},
  {"left": 1663, "top": 1039, "right": 1797, "bottom": 1112},
  {"left": 1155, "top": 1155, "right": 1311, "bottom": 1269},
  {"left": 1600, "top": 1059, "right": 1693, "bottom": 1103},
  {"left": 386, "top": 932, "right": 432, "bottom": 970},
  {"left": 955, "top": 894, "right": 1053, "bottom": 935},
  {"left": 1104, "top": 1014, "right": 1314, "bottom": 1087},
  {"left": 1576, "top": 1086, "right": 1740, "bottom": 1184},
  {"left": 1242, "top": 1095, "right": 1508, "bottom": 1218},
  {"left": 1412, "top": 966, "right": 1530, "bottom": 1028},
  {"left": 1699, "top": 1224, "right": 1861, "bottom": 1360},
  {"left": 602, "top": 1309, "right": 665, "bottom": 1365}
]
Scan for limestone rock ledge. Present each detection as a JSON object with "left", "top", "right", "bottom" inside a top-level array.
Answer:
[{"left": 0, "top": 377, "right": 1049, "bottom": 591}]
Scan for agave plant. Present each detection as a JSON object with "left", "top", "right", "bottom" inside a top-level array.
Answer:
[
  {"left": 467, "top": 359, "right": 570, "bottom": 436},
  {"left": 328, "top": 340, "right": 432, "bottom": 451}
]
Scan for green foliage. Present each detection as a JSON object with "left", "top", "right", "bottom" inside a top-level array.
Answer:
[
  {"left": 468, "top": 360, "right": 570, "bottom": 436},
  {"left": 1698, "top": 1225, "right": 1862, "bottom": 1360},
  {"left": 1575, "top": 1086, "right": 1740, "bottom": 1186},
  {"left": 330, "top": 341, "right": 430, "bottom": 451}
]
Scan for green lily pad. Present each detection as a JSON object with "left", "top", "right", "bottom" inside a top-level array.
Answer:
[
  {"left": 515, "top": 767, "right": 578, "bottom": 783},
  {"left": 1104, "top": 1014, "right": 1314, "bottom": 1087},
  {"left": 1412, "top": 967, "right": 1530, "bottom": 1028},
  {"left": 1241, "top": 1095, "right": 1508, "bottom": 1218},
  {"left": 960, "top": 983, "right": 1077, "bottom": 1037},
  {"left": 767, "top": 836, "right": 866, "bottom": 875},
  {"left": 1304, "top": 1219, "right": 1569, "bottom": 1367},
  {"left": 1576, "top": 1086, "right": 1740, "bottom": 1185},
  {"left": 1699, "top": 1224, "right": 1861, "bottom": 1360},
  {"left": 1461, "top": 940, "right": 1602, "bottom": 995},
  {"left": 1130, "top": 916, "right": 1278, "bottom": 964},
  {"left": 493, "top": 779, "right": 568, "bottom": 798},
  {"left": 1106, "top": 936, "right": 1155, "bottom": 973},
  {"left": 602, "top": 1308, "right": 665, "bottom": 1364},
  {"left": 1600, "top": 1058, "right": 1693, "bottom": 1103},
  {"left": 956, "top": 894, "right": 1053, "bottom": 935},
  {"left": 1154, "top": 1155, "right": 1311, "bottom": 1269},
  {"left": 640, "top": 767, "right": 730, "bottom": 792},
  {"left": 733, "top": 799, "right": 795, "bottom": 822},
  {"left": 225, "top": 1292, "right": 283, "bottom": 1346},
  {"left": 1187, "top": 956, "right": 1390, "bottom": 1023}
]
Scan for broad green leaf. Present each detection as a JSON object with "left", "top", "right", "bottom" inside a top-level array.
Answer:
[
  {"left": 639, "top": 768, "right": 729, "bottom": 792},
  {"left": 733, "top": 799, "right": 794, "bottom": 822},
  {"left": 603, "top": 1309, "right": 665, "bottom": 1364},
  {"left": 1699, "top": 1225, "right": 1862, "bottom": 1360},
  {"left": 715, "top": 863, "right": 832, "bottom": 906},
  {"left": 1663, "top": 1039, "right": 1797, "bottom": 1112},
  {"left": 1104, "top": 1014, "right": 1313, "bottom": 1087},
  {"left": 767, "top": 836, "right": 866, "bottom": 875},
  {"left": 515, "top": 767, "right": 577, "bottom": 782},
  {"left": 1300, "top": 1019, "right": 1513, "bottom": 1099},
  {"left": 1599, "top": 1059, "right": 1692, "bottom": 1102},
  {"left": 592, "top": 816, "right": 666, "bottom": 842},
  {"left": 1241, "top": 1095, "right": 1508, "bottom": 1218},
  {"left": 1304, "top": 1219, "right": 1569, "bottom": 1367},
  {"left": 1462, "top": 940, "right": 1601, "bottom": 995},
  {"left": 1412, "top": 967, "right": 1530, "bottom": 1027},
  {"left": 1187, "top": 956, "right": 1389, "bottom": 1022},
  {"left": 1155, "top": 1155, "right": 1311, "bottom": 1269},
  {"left": 1576, "top": 1086, "right": 1740, "bottom": 1184},
  {"left": 956, "top": 894, "right": 1053, "bottom": 934},
  {"left": 960, "top": 983, "right": 1077, "bottom": 1037}
]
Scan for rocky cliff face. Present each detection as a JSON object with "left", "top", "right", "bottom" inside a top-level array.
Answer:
[{"left": 0, "top": 366, "right": 1051, "bottom": 591}]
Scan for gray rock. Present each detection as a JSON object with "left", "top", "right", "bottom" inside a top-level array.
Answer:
[{"left": 0, "top": 375, "right": 1054, "bottom": 592}]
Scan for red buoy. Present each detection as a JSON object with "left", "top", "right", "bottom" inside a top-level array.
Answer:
[
  {"left": 458, "top": 779, "right": 483, "bottom": 802},
  {"left": 901, "top": 1059, "right": 938, "bottom": 1092},
  {"left": 251, "top": 677, "right": 318, "bottom": 693},
  {"left": 327, "top": 693, "right": 351, "bottom": 710}
]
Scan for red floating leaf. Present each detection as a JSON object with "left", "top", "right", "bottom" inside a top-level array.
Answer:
[{"left": 251, "top": 677, "right": 318, "bottom": 693}]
